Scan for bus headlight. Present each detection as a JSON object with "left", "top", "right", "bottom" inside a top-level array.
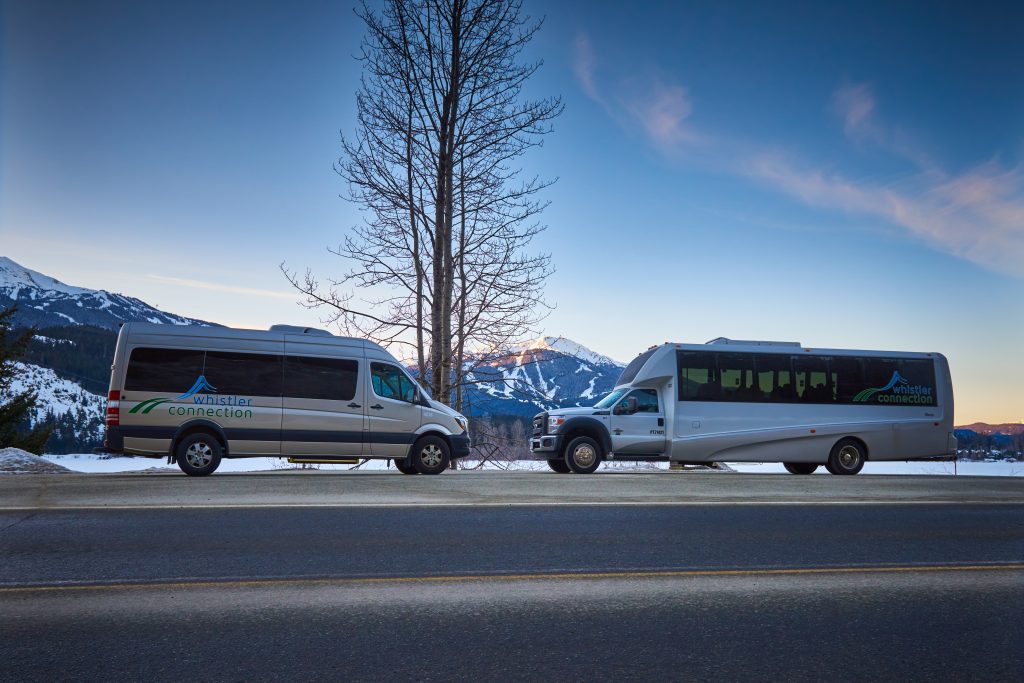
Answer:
[{"left": 548, "top": 416, "right": 565, "bottom": 432}]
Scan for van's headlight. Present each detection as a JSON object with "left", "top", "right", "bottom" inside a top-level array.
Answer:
[
  {"left": 454, "top": 416, "right": 467, "bottom": 433},
  {"left": 548, "top": 416, "right": 565, "bottom": 432}
]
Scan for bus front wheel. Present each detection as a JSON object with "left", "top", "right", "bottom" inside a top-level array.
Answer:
[
  {"left": 783, "top": 463, "right": 818, "bottom": 475},
  {"left": 564, "top": 436, "right": 602, "bottom": 474},
  {"left": 547, "top": 458, "right": 570, "bottom": 473},
  {"left": 826, "top": 439, "right": 865, "bottom": 475}
]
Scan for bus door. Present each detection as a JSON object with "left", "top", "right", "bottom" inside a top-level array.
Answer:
[{"left": 608, "top": 388, "right": 666, "bottom": 454}]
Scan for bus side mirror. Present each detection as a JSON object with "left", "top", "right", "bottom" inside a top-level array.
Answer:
[{"left": 615, "top": 397, "right": 638, "bottom": 415}]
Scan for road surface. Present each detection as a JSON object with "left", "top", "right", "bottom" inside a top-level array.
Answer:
[{"left": 1, "top": 472, "right": 1022, "bottom": 681}]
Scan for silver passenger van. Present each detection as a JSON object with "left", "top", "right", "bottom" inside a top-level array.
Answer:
[{"left": 103, "top": 323, "right": 470, "bottom": 475}]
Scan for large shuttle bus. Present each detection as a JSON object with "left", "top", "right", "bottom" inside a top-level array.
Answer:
[{"left": 530, "top": 338, "right": 955, "bottom": 474}]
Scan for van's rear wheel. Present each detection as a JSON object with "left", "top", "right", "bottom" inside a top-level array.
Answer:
[
  {"left": 547, "top": 458, "right": 570, "bottom": 473},
  {"left": 411, "top": 436, "right": 450, "bottom": 475},
  {"left": 826, "top": 438, "right": 865, "bottom": 475},
  {"left": 395, "top": 460, "right": 419, "bottom": 475},
  {"left": 564, "top": 436, "right": 602, "bottom": 474},
  {"left": 783, "top": 463, "right": 818, "bottom": 475},
  {"left": 175, "top": 433, "right": 222, "bottom": 476}
]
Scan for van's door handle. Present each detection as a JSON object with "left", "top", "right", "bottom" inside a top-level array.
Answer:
[
  {"left": 370, "top": 404, "right": 384, "bottom": 410},
  {"left": 348, "top": 403, "right": 361, "bottom": 409},
  {"left": 612, "top": 428, "right": 623, "bottom": 435}
]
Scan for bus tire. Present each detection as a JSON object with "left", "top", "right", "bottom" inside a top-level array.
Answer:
[
  {"left": 396, "top": 461, "right": 419, "bottom": 475},
  {"left": 826, "top": 438, "right": 865, "bottom": 475},
  {"left": 547, "top": 458, "right": 570, "bottom": 473},
  {"left": 564, "top": 436, "right": 602, "bottom": 474},
  {"left": 411, "top": 435, "right": 450, "bottom": 475},
  {"left": 175, "top": 432, "right": 223, "bottom": 476},
  {"left": 783, "top": 463, "right": 818, "bottom": 475}
]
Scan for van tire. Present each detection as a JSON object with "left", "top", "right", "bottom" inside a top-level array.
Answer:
[
  {"left": 564, "top": 436, "right": 602, "bottom": 474},
  {"left": 826, "top": 438, "right": 865, "bottom": 475},
  {"left": 396, "top": 460, "right": 419, "bottom": 475},
  {"left": 783, "top": 462, "right": 818, "bottom": 475},
  {"left": 175, "top": 433, "right": 223, "bottom": 476},
  {"left": 547, "top": 458, "right": 570, "bottom": 473},
  {"left": 411, "top": 436, "right": 450, "bottom": 475}
]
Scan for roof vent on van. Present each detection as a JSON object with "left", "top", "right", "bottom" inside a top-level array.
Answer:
[
  {"left": 269, "top": 325, "right": 333, "bottom": 337},
  {"left": 705, "top": 337, "right": 801, "bottom": 347}
]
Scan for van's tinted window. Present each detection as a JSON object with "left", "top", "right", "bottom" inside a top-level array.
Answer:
[
  {"left": 203, "top": 351, "right": 282, "bottom": 397},
  {"left": 125, "top": 348, "right": 205, "bottom": 393},
  {"left": 371, "top": 362, "right": 417, "bottom": 402},
  {"left": 283, "top": 356, "right": 359, "bottom": 401}
]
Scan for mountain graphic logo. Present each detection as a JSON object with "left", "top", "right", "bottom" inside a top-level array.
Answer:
[
  {"left": 129, "top": 375, "right": 218, "bottom": 414},
  {"left": 853, "top": 371, "right": 907, "bottom": 403}
]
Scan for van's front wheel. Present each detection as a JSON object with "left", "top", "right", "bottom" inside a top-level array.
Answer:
[
  {"left": 411, "top": 436, "right": 450, "bottom": 475},
  {"left": 175, "top": 433, "right": 223, "bottom": 476}
]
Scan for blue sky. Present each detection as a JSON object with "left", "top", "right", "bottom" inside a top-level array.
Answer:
[{"left": 1, "top": 0, "right": 1021, "bottom": 423}]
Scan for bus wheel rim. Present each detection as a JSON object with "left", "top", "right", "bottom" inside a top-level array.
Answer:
[
  {"left": 574, "top": 444, "right": 596, "bottom": 467},
  {"left": 838, "top": 445, "right": 859, "bottom": 468}
]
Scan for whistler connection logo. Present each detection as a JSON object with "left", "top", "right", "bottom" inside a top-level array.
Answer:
[
  {"left": 129, "top": 375, "right": 254, "bottom": 419},
  {"left": 853, "top": 371, "right": 933, "bottom": 405}
]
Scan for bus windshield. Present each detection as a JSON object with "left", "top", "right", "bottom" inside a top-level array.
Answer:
[{"left": 593, "top": 388, "right": 628, "bottom": 409}]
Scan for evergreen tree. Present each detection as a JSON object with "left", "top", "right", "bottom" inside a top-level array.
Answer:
[{"left": 0, "top": 306, "right": 54, "bottom": 453}]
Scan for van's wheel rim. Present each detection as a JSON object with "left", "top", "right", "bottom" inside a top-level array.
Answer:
[
  {"left": 421, "top": 444, "right": 443, "bottom": 468},
  {"left": 838, "top": 445, "right": 860, "bottom": 469},
  {"left": 185, "top": 442, "right": 213, "bottom": 468},
  {"left": 572, "top": 444, "right": 596, "bottom": 468}
]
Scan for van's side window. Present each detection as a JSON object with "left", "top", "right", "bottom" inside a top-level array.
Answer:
[
  {"left": 204, "top": 352, "right": 282, "bottom": 397},
  {"left": 283, "top": 356, "right": 359, "bottom": 401},
  {"left": 125, "top": 348, "right": 205, "bottom": 393},
  {"left": 371, "top": 362, "right": 417, "bottom": 402}
]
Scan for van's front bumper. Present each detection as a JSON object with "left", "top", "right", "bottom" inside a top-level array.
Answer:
[{"left": 450, "top": 433, "right": 471, "bottom": 459}]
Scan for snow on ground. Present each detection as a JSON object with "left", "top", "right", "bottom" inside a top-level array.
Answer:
[
  {"left": 1, "top": 448, "right": 72, "bottom": 473},
  {"left": 38, "top": 454, "right": 1024, "bottom": 476}
]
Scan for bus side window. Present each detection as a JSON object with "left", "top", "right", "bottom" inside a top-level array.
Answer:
[{"left": 677, "top": 351, "right": 716, "bottom": 401}]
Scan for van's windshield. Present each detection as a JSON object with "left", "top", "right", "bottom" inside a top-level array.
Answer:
[{"left": 593, "top": 388, "right": 628, "bottom": 409}]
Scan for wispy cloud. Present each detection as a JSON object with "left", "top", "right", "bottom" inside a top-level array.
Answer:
[
  {"left": 147, "top": 274, "right": 297, "bottom": 300},
  {"left": 832, "top": 83, "right": 877, "bottom": 139},
  {"left": 744, "top": 154, "right": 1024, "bottom": 276},
  {"left": 572, "top": 32, "right": 699, "bottom": 152}
]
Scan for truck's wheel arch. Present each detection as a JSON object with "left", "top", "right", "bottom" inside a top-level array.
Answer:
[
  {"left": 171, "top": 419, "right": 229, "bottom": 457},
  {"left": 558, "top": 417, "right": 612, "bottom": 457}
]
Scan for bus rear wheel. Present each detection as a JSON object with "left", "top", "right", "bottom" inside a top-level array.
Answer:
[
  {"left": 826, "top": 439, "right": 865, "bottom": 475},
  {"left": 783, "top": 463, "right": 818, "bottom": 475},
  {"left": 547, "top": 458, "right": 570, "bottom": 473},
  {"left": 175, "top": 432, "right": 223, "bottom": 476}
]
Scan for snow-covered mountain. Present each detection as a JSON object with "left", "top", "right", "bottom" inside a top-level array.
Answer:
[
  {"left": 0, "top": 256, "right": 213, "bottom": 330},
  {"left": 459, "top": 336, "right": 625, "bottom": 417},
  {"left": 6, "top": 362, "right": 106, "bottom": 453}
]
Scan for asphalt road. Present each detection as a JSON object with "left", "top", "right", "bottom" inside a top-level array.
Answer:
[{"left": 2, "top": 474, "right": 1022, "bottom": 681}]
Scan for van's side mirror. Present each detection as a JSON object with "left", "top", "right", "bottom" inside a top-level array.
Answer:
[{"left": 615, "top": 397, "right": 638, "bottom": 415}]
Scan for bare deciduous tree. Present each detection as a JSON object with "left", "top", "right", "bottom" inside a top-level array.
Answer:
[{"left": 283, "top": 0, "right": 562, "bottom": 410}]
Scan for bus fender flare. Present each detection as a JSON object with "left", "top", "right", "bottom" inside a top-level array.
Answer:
[{"left": 558, "top": 417, "right": 612, "bottom": 456}]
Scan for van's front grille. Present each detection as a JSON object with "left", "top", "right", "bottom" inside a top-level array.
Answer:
[{"left": 532, "top": 412, "right": 547, "bottom": 437}]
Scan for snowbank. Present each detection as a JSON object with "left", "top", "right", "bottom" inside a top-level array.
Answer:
[{"left": 0, "top": 447, "right": 72, "bottom": 474}]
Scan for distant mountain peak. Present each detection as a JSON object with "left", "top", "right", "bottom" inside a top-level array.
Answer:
[
  {"left": 0, "top": 255, "right": 213, "bottom": 330},
  {"left": 511, "top": 335, "right": 622, "bottom": 367},
  {"left": 0, "top": 256, "right": 91, "bottom": 297}
]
